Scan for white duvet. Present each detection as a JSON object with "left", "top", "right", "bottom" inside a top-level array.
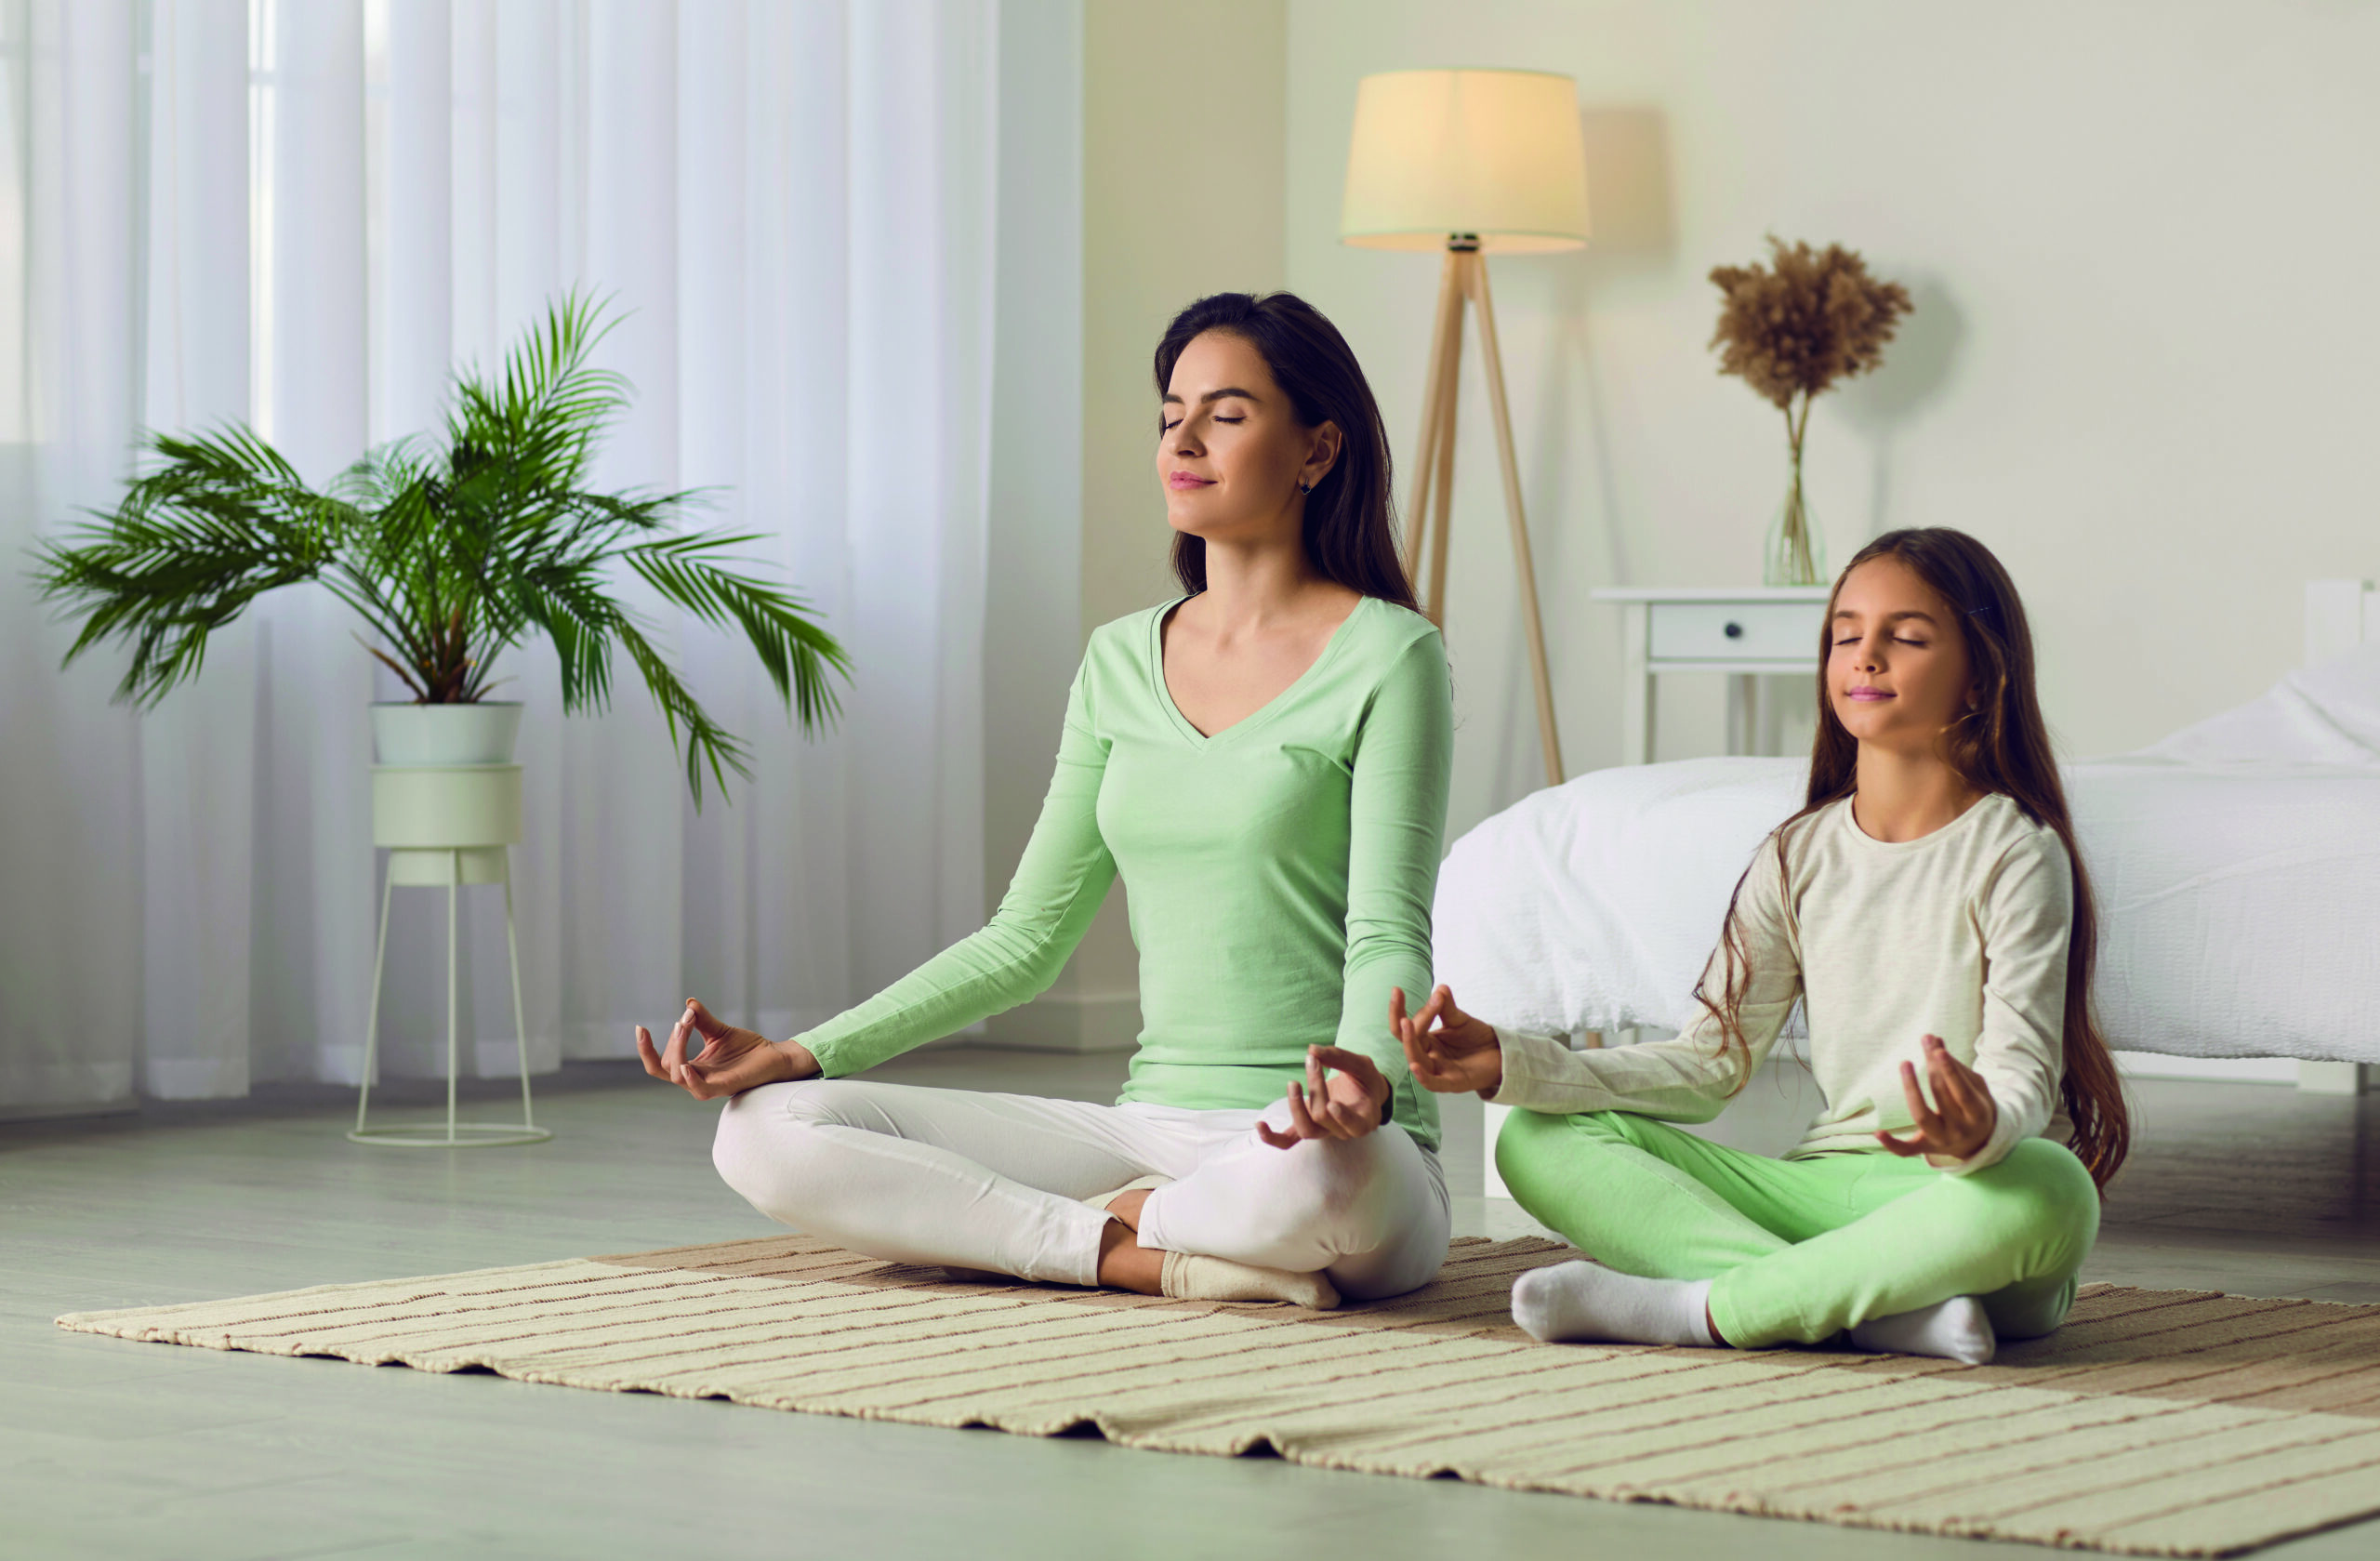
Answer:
[{"left": 1433, "top": 642, "right": 2380, "bottom": 1065}]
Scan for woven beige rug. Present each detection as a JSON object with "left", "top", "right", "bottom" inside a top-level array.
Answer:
[{"left": 56, "top": 1236, "right": 2380, "bottom": 1555}]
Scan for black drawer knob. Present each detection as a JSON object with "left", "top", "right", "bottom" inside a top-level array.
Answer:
[{"left": 1724, "top": 621, "right": 1744, "bottom": 639}]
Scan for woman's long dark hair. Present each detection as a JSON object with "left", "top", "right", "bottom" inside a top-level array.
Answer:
[
  {"left": 1152, "top": 292, "right": 1417, "bottom": 611},
  {"left": 1692, "top": 527, "right": 2131, "bottom": 1189}
]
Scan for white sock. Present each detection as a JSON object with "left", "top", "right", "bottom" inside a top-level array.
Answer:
[
  {"left": 1082, "top": 1178, "right": 1339, "bottom": 1309},
  {"left": 1158, "top": 1250, "right": 1341, "bottom": 1310},
  {"left": 1511, "top": 1261, "right": 1717, "bottom": 1347},
  {"left": 1849, "top": 1296, "right": 1997, "bottom": 1365}
]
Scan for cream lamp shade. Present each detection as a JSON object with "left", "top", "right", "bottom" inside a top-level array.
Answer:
[{"left": 1339, "top": 68, "right": 1590, "bottom": 253}]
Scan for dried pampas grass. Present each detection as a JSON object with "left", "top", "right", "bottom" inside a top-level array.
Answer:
[{"left": 1709, "top": 237, "right": 1912, "bottom": 583}]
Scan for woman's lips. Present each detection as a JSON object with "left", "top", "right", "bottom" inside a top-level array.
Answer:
[
  {"left": 1846, "top": 687, "right": 1894, "bottom": 701},
  {"left": 1167, "top": 471, "right": 1214, "bottom": 490}
]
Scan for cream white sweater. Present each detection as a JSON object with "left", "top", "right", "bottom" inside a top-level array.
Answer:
[{"left": 1493, "top": 791, "right": 2073, "bottom": 1174}]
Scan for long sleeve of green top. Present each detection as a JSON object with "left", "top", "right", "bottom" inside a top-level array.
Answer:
[{"left": 797, "top": 593, "right": 1453, "bottom": 1153}]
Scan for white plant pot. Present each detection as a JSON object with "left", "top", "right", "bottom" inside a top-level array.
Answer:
[{"left": 370, "top": 702, "right": 523, "bottom": 766}]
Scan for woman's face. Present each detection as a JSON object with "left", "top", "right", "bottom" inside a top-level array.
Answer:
[
  {"left": 1156, "top": 329, "right": 1339, "bottom": 544},
  {"left": 1827, "top": 556, "right": 1981, "bottom": 752}
]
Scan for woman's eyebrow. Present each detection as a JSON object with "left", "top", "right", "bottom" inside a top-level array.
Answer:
[
  {"left": 1831, "top": 608, "right": 1937, "bottom": 624},
  {"left": 1160, "top": 388, "right": 1263, "bottom": 405}
]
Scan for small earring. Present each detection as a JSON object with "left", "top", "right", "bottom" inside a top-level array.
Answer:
[{"left": 1297, "top": 480, "right": 1313, "bottom": 494}]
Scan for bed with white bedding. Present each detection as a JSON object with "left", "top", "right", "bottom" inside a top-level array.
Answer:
[{"left": 1433, "top": 627, "right": 2380, "bottom": 1077}]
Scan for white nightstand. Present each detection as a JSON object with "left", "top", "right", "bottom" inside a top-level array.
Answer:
[{"left": 1595, "top": 586, "right": 1831, "bottom": 763}]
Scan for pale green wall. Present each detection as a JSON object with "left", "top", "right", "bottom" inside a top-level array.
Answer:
[
  {"left": 984, "top": 0, "right": 1289, "bottom": 1051},
  {"left": 1081, "top": 0, "right": 1289, "bottom": 635},
  {"left": 1285, "top": 0, "right": 2380, "bottom": 842}
]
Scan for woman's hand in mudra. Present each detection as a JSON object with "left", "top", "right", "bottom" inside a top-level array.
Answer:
[
  {"left": 1256, "top": 1045, "right": 1391, "bottom": 1148},
  {"left": 636, "top": 999, "right": 819, "bottom": 1102},
  {"left": 1393, "top": 984, "right": 1503, "bottom": 1095},
  {"left": 1876, "top": 1033, "right": 1999, "bottom": 1161}
]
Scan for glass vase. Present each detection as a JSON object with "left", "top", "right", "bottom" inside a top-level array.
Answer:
[{"left": 1764, "top": 463, "right": 1827, "bottom": 587}]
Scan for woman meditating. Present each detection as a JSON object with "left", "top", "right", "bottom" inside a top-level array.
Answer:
[
  {"left": 639, "top": 292, "right": 1453, "bottom": 1308},
  {"left": 1397, "top": 527, "right": 2125, "bottom": 1363}
]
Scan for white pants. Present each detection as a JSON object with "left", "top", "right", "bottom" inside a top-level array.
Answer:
[{"left": 711, "top": 1079, "right": 1451, "bottom": 1300}]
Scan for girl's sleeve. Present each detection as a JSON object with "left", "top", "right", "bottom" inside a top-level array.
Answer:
[
  {"left": 1937, "top": 831, "right": 2072, "bottom": 1174},
  {"left": 1492, "top": 839, "right": 1804, "bottom": 1120},
  {"left": 798, "top": 657, "right": 1117, "bottom": 1078},
  {"left": 1334, "top": 631, "right": 1455, "bottom": 1123}
]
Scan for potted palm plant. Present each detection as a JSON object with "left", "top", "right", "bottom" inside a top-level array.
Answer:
[{"left": 32, "top": 292, "right": 848, "bottom": 802}]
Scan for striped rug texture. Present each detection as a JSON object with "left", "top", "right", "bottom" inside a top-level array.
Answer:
[{"left": 56, "top": 1236, "right": 2380, "bottom": 1556}]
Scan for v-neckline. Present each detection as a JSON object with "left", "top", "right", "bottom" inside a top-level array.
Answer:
[{"left": 1150, "top": 593, "right": 1370, "bottom": 747}]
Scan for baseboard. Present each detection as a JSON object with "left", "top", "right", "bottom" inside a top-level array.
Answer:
[
  {"left": 0, "top": 1099, "right": 140, "bottom": 1125},
  {"left": 979, "top": 991, "right": 1141, "bottom": 1054},
  {"left": 2116, "top": 1052, "right": 2370, "bottom": 1093},
  {"left": 2296, "top": 1061, "right": 2372, "bottom": 1096}
]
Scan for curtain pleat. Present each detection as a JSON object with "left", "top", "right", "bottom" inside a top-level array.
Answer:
[{"left": 0, "top": 0, "right": 998, "bottom": 1111}]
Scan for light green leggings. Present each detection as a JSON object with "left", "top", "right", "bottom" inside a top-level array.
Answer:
[{"left": 1496, "top": 1108, "right": 2100, "bottom": 1349}]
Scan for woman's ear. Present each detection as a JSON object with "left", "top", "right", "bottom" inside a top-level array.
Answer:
[{"left": 1301, "top": 420, "right": 1343, "bottom": 490}]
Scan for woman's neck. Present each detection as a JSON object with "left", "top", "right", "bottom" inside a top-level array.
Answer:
[
  {"left": 1850, "top": 743, "right": 1985, "bottom": 842},
  {"left": 1192, "top": 530, "right": 1331, "bottom": 632}
]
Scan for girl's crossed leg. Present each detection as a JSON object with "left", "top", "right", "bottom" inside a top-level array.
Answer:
[
  {"left": 711, "top": 1078, "right": 1450, "bottom": 1301},
  {"left": 1495, "top": 1107, "right": 2098, "bottom": 1354}
]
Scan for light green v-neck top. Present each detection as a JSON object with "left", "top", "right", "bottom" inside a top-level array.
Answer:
[{"left": 800, "top": 593, "right": 1453, "bottom": 1152}]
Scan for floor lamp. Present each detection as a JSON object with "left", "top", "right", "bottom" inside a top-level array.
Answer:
[{"left": 1341, "top": 68, "right": 1591, "bottom": 789}]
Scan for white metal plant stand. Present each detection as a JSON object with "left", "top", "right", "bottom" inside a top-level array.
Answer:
[{"left": 351, "top": 762, "right": 550, "bottom": 1146}]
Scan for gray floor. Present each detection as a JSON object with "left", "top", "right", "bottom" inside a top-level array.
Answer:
[{"left": 5, "top": 1051, "right": 2377, "bottom": 1561}]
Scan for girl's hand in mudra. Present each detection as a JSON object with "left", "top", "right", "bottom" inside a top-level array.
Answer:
[
  {"left": 1876, "top": 1033, "right": 1999, "bottom": 1161},
  {"left": 636, "top": 999, "right": 819, "bottom": 1102},
  {"left": 1257, "top": 1046, "right": 1391, "bottom": 1148},
  {"left": 1393, "top": 984, "right": 1503, "bottom": 1096}
]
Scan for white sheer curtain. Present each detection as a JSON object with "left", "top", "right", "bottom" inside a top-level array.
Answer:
[{"left": 0, "top": 0, "right": 996, "bottom": 1111}]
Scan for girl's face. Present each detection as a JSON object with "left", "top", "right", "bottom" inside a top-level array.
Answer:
[
  {"left": 1827, "top": 556, "right": 1982, "bottom": 753},
  {"left": 1157, "top": 329, "right": 1339, "bottom": 544}
]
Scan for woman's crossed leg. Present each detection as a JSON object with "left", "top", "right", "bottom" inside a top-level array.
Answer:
[{"left": 711, "top": 1078, "right": 1449, "bottom": 1301}]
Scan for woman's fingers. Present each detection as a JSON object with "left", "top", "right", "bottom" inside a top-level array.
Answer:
[
  {"left": 635, "top": 1025, "right": 667, "bottom": 1079},
  {"left": 685, "top": 998, "right": 729, "bottom": 1046},
  {"left": 660, "top": 1010, "right": 695, "bottom": 1079},
  {"left": 1257, "top": 1118, "right": 1300, "bottom": 1150},
  {"left": 1874, "top": 1128, "right": 1926, "bottom": 1158},
  {"left": 1284, "top": 1080, "right": 1324, "bottom": 1141}
]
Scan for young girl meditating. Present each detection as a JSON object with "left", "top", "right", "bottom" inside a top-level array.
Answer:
[{"left": 1397, "top": 526, "right": 2126, "bottom": 1364}]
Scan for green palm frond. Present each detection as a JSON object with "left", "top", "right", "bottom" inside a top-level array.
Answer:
[{"left": 27, "top": 291, "right": 850, "bottom": 808}]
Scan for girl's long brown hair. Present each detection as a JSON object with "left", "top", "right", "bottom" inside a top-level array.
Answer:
[{"left": 1691, "top": 527, "right": 2130, "bottom": 1188}]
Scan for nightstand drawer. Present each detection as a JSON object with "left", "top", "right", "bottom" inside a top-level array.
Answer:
[{"left": 1648, "top": 600, "right": 1823, "bottom": 662}]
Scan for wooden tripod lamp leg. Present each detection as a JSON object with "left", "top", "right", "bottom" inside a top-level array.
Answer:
[
  {"left": 1425, "top": 295, "right": 1462, "bottom": 627},
  {"left": 1404, "top": 249, "right": 1465, "bottom": 603},
  {"left": 1463, "top": 252, "right": 1567, "bottom": 787}
]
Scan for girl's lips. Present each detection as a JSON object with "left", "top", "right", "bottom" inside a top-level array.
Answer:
[
  {"left": 1846, "top": 687, "right": 1894, "bottom": 701},
  {"left": 1167, "top": 472, "right": 1214, "bottom": 490}
]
